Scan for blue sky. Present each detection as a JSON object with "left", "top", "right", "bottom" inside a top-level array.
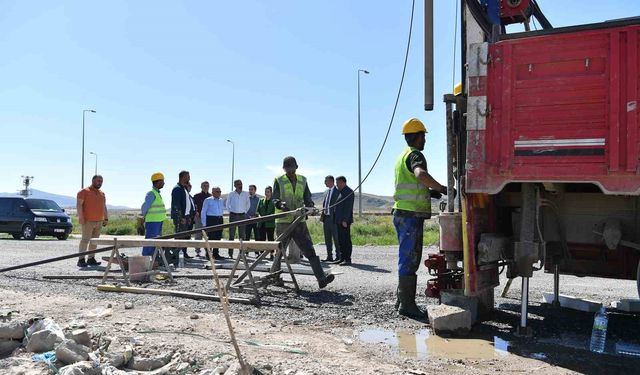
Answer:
[{"left": 1, "top": 1, "right": 636, "bottom": 207}]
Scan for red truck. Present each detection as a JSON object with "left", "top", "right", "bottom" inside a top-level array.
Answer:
[{"left": 425, "top": 0, "right": 640, "bottom": 333}]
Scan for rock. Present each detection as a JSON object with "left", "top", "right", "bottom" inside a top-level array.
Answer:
[
  {"left": 176, "top": 362, "right": 190, "bottom": 371},
  {"left": 0, "top": 321, "right": 25, "bottom": 340},
  {"left": 128, "top": 352, "right": 173, "bottom": 371},
  {"left": 0, "top": 339, "right": 21, "bottom": 356},
  {"left": 106, "top": 304, "right": 113, "bottom": 308},
  {"left": 56, "top": 339, "right": 91, "bottom": 365},
  {"left": 190, "top": 314, "right": 199, "bottom": 320},
  {"left": 71, "top": 329, "right": 92, "bottom": 348},
  {"left": 58, "top": 361, "right": 101, "bottom": 375},
  {"left": 105, "top": 345, "right": 133, "bottom": 368},
  {"left": 198, "top": 370, "right": 218, "bottom": 375},
  {"left": 26, "top": 329, "right": 65, "bottom": 353},
  {"left": 427, "top": 304, "right": 473, "bottom": 336},
  {"left": 124, "top": 302, "right": 134, "bottom": 310}
]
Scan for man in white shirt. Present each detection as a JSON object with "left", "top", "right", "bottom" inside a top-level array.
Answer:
[
  {"left": 226, "top": 179, "right": 250, "bottom": 258},
  {"left": 201, "top": 186, "right": 225, "bottom": 260}
]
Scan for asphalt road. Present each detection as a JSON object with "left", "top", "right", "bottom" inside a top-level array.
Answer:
[{"left": 1, "top": 235, "right": 640, "bottom": 373}]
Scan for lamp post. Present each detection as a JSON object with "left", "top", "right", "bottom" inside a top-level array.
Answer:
[
  {"left": 81, "top": 109, "right": 96, "bottom": 189},
  {"left": 357, "top": 69, "right": 369, "bottom": 218},
  {"left": 89, "top": 152, "right": 98, "bottom": 176},
  {"left": 227, "top": 139, "right": 235, "bottom": 191}
]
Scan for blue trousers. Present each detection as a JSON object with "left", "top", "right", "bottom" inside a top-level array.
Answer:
[
  {"left": 142, "top": 221, "right": 163, "bottom": 256},
  {"left": 393, "top": 214, "right": 424, "bottom": 276}
]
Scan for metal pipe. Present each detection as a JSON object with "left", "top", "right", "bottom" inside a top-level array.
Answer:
[
  {"left": 445, "top": 99, "right": 455, "bottom": 212},
  {"left": 424, "top": 0, "right": 434, "bottom": 111},
  {"left": 520, "top": 276, "right": 529, "bottom": 329},
  {"left": 553, "top": 263, "right": 560, "bottom": 307}
]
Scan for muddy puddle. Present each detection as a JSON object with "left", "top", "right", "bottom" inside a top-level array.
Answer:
[{"left": 358, "top": 328, "right": 510, "bottom": 360}]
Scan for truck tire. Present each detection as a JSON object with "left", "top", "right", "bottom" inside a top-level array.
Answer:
[
  {"left": 56, "top": 233, "right": 69, "bottom": 240},
  {"left": 22, "top": 224, "right": 36, "bottom": 240}
]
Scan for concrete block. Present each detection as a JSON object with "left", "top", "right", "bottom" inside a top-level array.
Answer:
[
  {"left": 611, "top": 299, "right": 640, "bottom": 312},
  {"left": 542, "top": 292, "right": 602, "bottom": 313},
  {"left": 440, "top": 290, "right": 478, "bottom": 323},
  {"left": 71, "top": 329, "right": 92, "bottom": 348},
  {"left": 427, "top": 304, "right": 473, "bottom": 336}
]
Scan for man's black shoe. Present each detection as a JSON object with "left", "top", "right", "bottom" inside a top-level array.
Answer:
[
  {"left": 77, "top": 258, "right": 87, "bottom": 268},
  {"left": 86, "top": 258, "right": 101, "bottom": 266},
  {"left": 331, "top": 258, "right": 344, "bottom": 265},
  {"left": 339, "top": 260, "right": 352, "bottom": 266},
  {"left": 321, "top": 257, "right": 334, "bottom": 262}
]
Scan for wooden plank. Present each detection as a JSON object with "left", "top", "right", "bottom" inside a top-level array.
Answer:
[
  {"left": 97, "top": 284, "right": 254, "bottom": 305},
  {"left": 89, "top": 239, "right": 280, "bottom": 251}
]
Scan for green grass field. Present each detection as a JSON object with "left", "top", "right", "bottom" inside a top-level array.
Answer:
[{"left": 71, "top": 214, "right": 439, "bottom": 247}]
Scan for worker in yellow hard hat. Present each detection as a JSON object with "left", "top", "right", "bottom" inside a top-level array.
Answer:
[
  {"left": 392, "top": 118, "right": 449, "bottom": 320},
  {"left": 140, "top": 172, "right": 166, "bottom": 256}
]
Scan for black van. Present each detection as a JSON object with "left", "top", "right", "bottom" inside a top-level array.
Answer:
[{"left": 0, "top": 197, "right": 73, "bottom": 240}]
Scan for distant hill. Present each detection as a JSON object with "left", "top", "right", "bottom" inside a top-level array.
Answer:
[{"left": 0, "top": 189, "right": 131, "bottom": 209}]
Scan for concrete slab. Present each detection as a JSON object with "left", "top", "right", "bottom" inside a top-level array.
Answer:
[
  {"left": 611, "top": 299, "right": 640, "bottom": 312},
  {"left": 542, "top": 292, "right": 602, "bottom": 313},
  {"left": 427, "top": 304, "right": 472, "bottom": 336},
  {"left": 440, "top": 290, "right": 478, "bottom": 323}
]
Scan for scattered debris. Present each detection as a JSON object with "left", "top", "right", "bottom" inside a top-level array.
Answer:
[
  {"left": 124, "top": 302, "right": 134, "bottom": 310},
  {"left": 55, "top": 339, "right": 91, "bottom": 365}
]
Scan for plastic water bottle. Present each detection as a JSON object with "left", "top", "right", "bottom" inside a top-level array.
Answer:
[
  {"left": 589, "top": 307, "right": 608, "bottom": 353},
  {"left": 178, "top": 255, "right": 184, "bottom": 269}
]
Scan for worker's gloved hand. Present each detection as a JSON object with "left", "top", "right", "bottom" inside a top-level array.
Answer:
[
  {"left": 430, "top": 189, "right": 443, "bottom": 200},
  {"left": 275, "top": 201, "right": 289, "bottom": 211}
]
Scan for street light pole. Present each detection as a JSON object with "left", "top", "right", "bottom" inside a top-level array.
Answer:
[
  {"left": 227, "top": 139, "right": 235, "bottom": 192},
  {"left": 357, "top": 69, "right": 369, "bottom": 218},
  {"left": 89, "top": 152, "right": 98, "bottom": 176},
  {"left": 81, "top": 109, "right": 96, "bottom": 189}
]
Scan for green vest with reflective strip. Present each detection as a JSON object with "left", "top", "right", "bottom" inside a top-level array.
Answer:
[
  {"left": 145, "top": 189, "right": 166, "bottom": 223},
  {"left": 274, "top": 174, "right": 307, "bottom": 224},
  {"left": 393, "top": 147, "right": 431, "bottom": 213}
]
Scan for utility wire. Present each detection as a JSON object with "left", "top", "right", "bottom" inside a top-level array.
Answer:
[{"left": 327, "top": 0, "right": 416, "bottom": 211}]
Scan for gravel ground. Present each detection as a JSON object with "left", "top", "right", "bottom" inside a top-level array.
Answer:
[{"left": 1, "top": 235, "right": 640, "bottom": 374}]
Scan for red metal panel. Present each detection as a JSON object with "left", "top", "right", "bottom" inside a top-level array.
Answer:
[
  {"left": 626, "top": 29, "right": 638, "bottom": 172},
  {"left": 609, "top": 31, "right": 621, "bottom": 171},
  {"left": 471, "top": 24, "right": 640, "bottom": 195}
]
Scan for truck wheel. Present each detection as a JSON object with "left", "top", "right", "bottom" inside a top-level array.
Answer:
[
  {"left": 22, "top": 224, "right": 36, "bottom": 240},
  {"left": 56, "top": 233, "right": 69, "bottom": 240}
]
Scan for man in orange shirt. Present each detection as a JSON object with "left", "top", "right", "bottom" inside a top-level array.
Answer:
[{"left": 76, "top": 175, "right": 109, "bottom": 267}]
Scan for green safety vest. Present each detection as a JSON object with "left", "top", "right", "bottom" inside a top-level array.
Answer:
[
  {"left": 393, "top": 147, "right": 431, "bottom": 214},
  {"left": 274, "top": 174, "right": 307, "bottom": 224},
  {"left": 144, "top": 189, "right": 166, "bottom": 223}
]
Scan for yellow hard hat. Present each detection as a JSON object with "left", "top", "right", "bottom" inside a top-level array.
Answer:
[
  {"left": 453, "top": 83, "right": 462, "bottom": 96},
  {"left": 151, "top": 172, "right": 164, "bottom": 182},
  {"left": 401, "top": 118, "right": 427, "bottom": 134}
]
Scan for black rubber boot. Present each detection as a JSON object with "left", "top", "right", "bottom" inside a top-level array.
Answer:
[
  {"left": 397, "top": 275, "right": 425, "bottom": 319},
  {"left": 309, "top": 255, "right": 335, "bottom": 289}
]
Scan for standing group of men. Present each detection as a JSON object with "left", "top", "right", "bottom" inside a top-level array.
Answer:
[
  {"left": 319, "top": 175, "right": 354, "bottom": 265},
  {"left": 140, "top": 171, "right": 276, "bottom": 264}
]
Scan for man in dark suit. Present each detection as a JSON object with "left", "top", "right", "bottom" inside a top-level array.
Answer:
[
  {"left": 320, "top": 175, "right": 340, "bottom": 262},
  {"left": 170, "top": 170, "right": 195, "bottom": 265},
  {"left": 334, "top": 176, "right": 354, "bottom": 265}
]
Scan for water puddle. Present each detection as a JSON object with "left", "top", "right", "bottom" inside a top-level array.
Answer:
[{"left": 358, "top": 328, "right": 510, "bottom": 360}]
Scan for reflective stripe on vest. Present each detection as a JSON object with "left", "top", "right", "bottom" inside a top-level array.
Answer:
[
  {"left": 392, "top": 147, "right": 431, "bottom": 213},
  {"left": 274, "top": 174, "right": 307, "bottom": 224},
  {"left": 145, "top": 189, "right": 166, "bottom": 223}
]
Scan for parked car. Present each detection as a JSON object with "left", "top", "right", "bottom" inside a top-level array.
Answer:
[{"left": 0, "top": 197, "right": 73, "bottom": 240}]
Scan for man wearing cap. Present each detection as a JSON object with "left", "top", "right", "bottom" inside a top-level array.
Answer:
[
  {"left": 271, "top": 156, "right": 335, "bottom": 289},
  {"left": 141, "top": 173, "right": 166, "bottom": 256},
  {"left": 393, "top": 118, "right": 449, "bottom": 319}
]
